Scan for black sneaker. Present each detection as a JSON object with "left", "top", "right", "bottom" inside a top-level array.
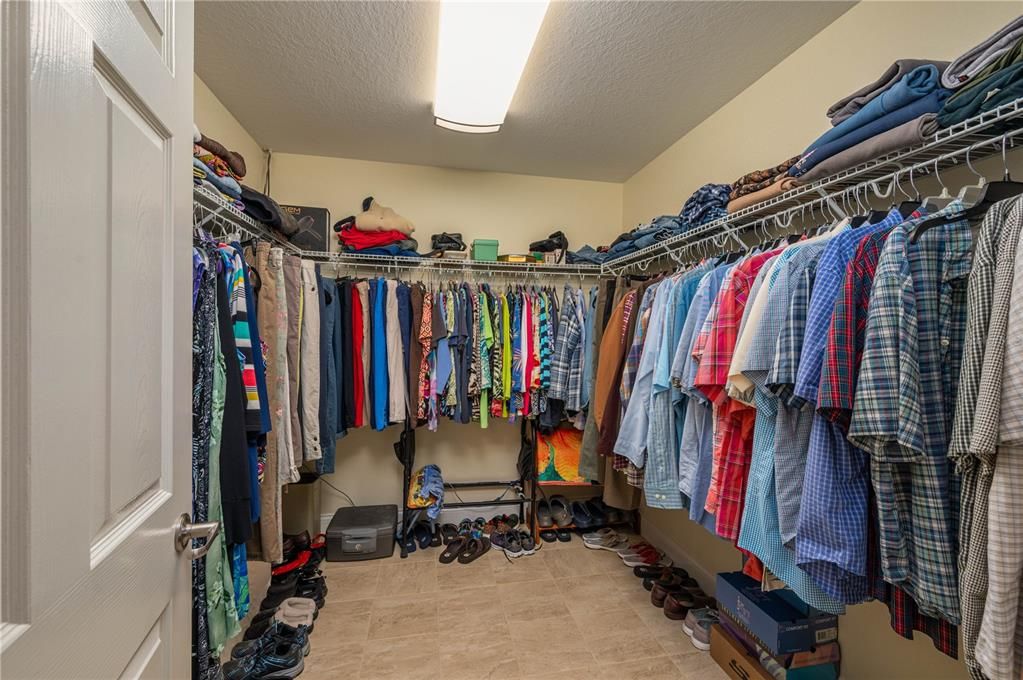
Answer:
[
  {"left": 231, "top": 622, "right": 310, "bottom": 660},
  {"left": 222, "top": 639, "right": 304, "bottom": 679},
  {"left": 504, "top": 531, "right": 524, "bottom": 558}
]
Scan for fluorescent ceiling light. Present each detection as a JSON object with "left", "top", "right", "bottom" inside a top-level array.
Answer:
[{"left": 434, "top": 0, "right": 550, "bottom": 134}]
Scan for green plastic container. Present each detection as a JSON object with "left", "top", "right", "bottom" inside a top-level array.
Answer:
[{"left": 472, "top": 239, "right": 499, "bottom": 262}]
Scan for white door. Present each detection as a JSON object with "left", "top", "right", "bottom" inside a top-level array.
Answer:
[{"left": 1, "top": 0, "right": 195, "bottom": 678}]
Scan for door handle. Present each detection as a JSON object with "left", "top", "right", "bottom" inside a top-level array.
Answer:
[{"left": 173, "top": 513, "right": 220, "bottom": 560}]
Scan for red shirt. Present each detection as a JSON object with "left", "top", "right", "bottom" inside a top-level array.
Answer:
[{"left": 351, "top": 286, "right": 365, "bottom": 427}]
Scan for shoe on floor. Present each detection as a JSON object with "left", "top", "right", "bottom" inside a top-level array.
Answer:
[
  {"left": 539, "top": 529, "right": 558, "bottom": 543},
  {"left": 583, "top": 531, "right": 629, "bottom": 552},
  {"left": 222, "top": 639, "right": 305, "bottom": 680},
  {"left": 231, "top": 622, "right": 310, "bottom": 660},
  {"left": 555, "top": 529, "right": 572, "bottom": 542},
  {"left": 683, "top": 607, "right": 719, "bottom": 651}
]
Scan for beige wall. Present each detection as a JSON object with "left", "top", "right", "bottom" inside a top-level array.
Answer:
[
  {"left": 621, "top": 3, "right": 1023, "bottom": 679},
  {"left": 266, "top": 151, "right": 622, "bottom": 254},
  {"left": 265, "top": 151, "right": 621, "bottom": 520},
  {"left": 194, "top": 75, "right": 267, "bottom": 188}
]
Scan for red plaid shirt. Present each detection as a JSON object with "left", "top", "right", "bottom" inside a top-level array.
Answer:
[{"left": 698, "top": 249, "right": 781, "bottom": 531}]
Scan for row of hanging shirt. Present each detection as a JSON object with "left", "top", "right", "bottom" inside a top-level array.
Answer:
[
  {"left": 317, "top": 272, "right": 601, "bottom": 436},
  {"left": 598, "top": 188, "right": 1023, "bottom": 678}
]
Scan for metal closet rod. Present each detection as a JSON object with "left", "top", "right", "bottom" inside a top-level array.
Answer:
[{"left": 604, "top": 127, "right": 1023, "bottom": 276}]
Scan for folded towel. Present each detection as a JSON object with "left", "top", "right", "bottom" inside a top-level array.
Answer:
[
  {"left": 198, "top": 133, "right": 247, "bottom": 179},
  {"left": 792, "top": 88, "right": 950, "bottom": 177},
  {"left": 942, "top": 15, "right": 1023, "bottom": 89},
  {"left": 828, "top": 59, "right": 949, "bottom": 125},
  {"left": 727, "top": 177, "right": 800, "bottom": 214},
  {"left": 937, "top": 60, "right": 1023, "bottom": 128},
  {"left": 796, "top": 114, "right": 939, "bottom": 184},
  {"left": 193, "top": 157, "right": 241, "bottom": 199},
  {"left": 807, "top": 65, "right": 943, "bottom": 154},
  {"left": 729, "top": 156, "right": 800, "bottom": 200}
]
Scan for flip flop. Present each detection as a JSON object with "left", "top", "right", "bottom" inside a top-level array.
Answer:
[
  {"left": 430, "top": 525, "right": 443, "bottom": 547},
  {"left": 439, "top": 536, "right": 467, "bottom": 564},
  {"left": 440, "top": 524, "right": 459, "bottom": 544},
  {"left": 555, "top": 529, "right": 572, "bottom": 542},
  {"left": 413, "top": 524, "right": 432, "bottom": 549},
  {"left": 457, "top": 536, "right": 491, "bottom": 564},
  {"left": 539, "top": 530, "right": 558, "bottom": 543}
]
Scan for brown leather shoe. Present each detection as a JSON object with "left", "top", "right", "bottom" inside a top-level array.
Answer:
[{"left": 664, "top": 590, "right": 697, "bottom": 620}]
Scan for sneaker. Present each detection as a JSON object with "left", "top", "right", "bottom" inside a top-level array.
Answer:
[
  {"left": 683, "top": 607, "right": 720, "bottom": 651},
  {"left": 502, "top": 531, "right": 523, "bottom": 558},
  {"left": 517, "top": 530, "right": 536, "bottom": 556},
  {"left": 222, "top": 639, "right": 305, "bottom": 679},
  {"left": 231, "top": 622, "right": 310, "bottom": 660},
  {"left": 582, "top": 532, "right": 629, "bottom": 552}
]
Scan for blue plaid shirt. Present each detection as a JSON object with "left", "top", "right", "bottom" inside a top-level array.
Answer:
[
  {"left": 793, "top": 213, "right": 900, "bottom": 406},
  {"left": 736, "top": 239, "right": 844, "bottom": 614},
  {"left": 848, "top": 202, "right": 970, "bottom": 625}
]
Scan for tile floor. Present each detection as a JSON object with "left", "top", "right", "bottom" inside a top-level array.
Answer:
[{"left": 300, "top": 533, "right": 728, "bottom": 680}]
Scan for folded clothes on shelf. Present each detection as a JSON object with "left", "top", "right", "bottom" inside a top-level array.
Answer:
[
  {"left": 791, "top": 87, "right": 950, "bottom": 177},
  {"left": 827, "top": 58, "right": 949, "bottom": 125},
  {"left": 729, "top": 156, "right": 800, "bottom": 200},
  {"left": 937, "top": 60, "right": 1023, "bottom": 128},
  {"left": 566, "top": 244, "right": 609, "bottom": 265},
  {"left": 804, "top": 64, "right": 946, "bottom": 156},
  {"left": 727, "top": 177, "right": 800, "bottom": 214},
  {"left": 796, "top": 113, "right": 939, "bottom": 184},
  {"left": 193, "top": 157, "right": 242, "bottom": 199},
  {"left": 238, "top": 185, "right": 308, "bottom": 237},
  {"left": 942, "top": 14, "right": 1023, "bottom": 89}
]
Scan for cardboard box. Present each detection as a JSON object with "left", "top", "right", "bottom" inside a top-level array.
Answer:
[
  {"left": 717, "top": 572, "right": 839, "bottom": 655},
  {"left": 712, "top": 624, "right": 773, "bottom": 680},
  {"left": 719, "top": 608, "right": 840, "bottom": 680}
]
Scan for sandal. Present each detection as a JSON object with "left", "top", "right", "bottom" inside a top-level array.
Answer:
[
  {"left": 549, "top": 496, "right": 573, "bottom": 528},
  {"left": 555, "top": 529, "right": 572, "bottom": 542},
  {"left": 457, "top": 536, "right": 491, "bottom": 564},
  {"left": 539, "top": 530, "right": 558, "bottom": 543},
  {"left": 439, "top": 519, "right": 472, "bottom": 564},
  {"left": 413, "top": 523, "right": 433, "bottom": 550},
  {"left": 440, "top": 523, "right": 459, "bottom": 544}
]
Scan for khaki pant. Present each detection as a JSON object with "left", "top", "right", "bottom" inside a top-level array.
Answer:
[
  {"left": 246, "top": 242, "right": 284, "bottom": 563},
  {"left": 300, "top": 261, "right": 322, "bottom": 461},
  {"left": 282, "top": 254, "right": 303, "bottom": 477}
]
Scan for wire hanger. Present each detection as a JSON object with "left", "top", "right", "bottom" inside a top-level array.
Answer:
[{"left": 921, "top": 157, "right": 955, "bottom": 212}]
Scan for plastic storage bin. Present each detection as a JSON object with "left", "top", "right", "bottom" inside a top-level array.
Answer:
[{"left": 472, "top": 239, "right": 499, "bottom": 261}]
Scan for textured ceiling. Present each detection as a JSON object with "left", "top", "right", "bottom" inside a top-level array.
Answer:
[{"left": 196, "top": 1, "right": 853, "bottom": 182}]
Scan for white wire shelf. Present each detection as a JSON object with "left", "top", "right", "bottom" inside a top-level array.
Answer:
[
  {"left": 601, "top": 96, "right": 1023, "bottom": 275},
  {"left": 193, "top": 184, "right": 602, "bottom": 277}
]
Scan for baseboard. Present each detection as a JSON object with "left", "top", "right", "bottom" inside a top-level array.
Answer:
[{"left": 638, "top": 510, "right": 719, "bottom": 594}]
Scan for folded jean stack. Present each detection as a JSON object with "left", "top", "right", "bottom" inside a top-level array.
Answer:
[
  {"left": 573, "top": 185, "right": 732, "bottom": 264},
  {"left": 333, "top": 196, "right": 419, "bottom": 257},
  {"left": 193, "top": 124, "right": 247, "bottom": 211}
]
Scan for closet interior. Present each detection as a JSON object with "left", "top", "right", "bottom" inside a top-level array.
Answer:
[{"left": 185, "top": 5, "right": 1023, "bottom": 680}]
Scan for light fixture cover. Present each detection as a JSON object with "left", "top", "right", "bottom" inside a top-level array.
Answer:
[{"left": 434, "top": 0, "right": 550, "bottom": 133}]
